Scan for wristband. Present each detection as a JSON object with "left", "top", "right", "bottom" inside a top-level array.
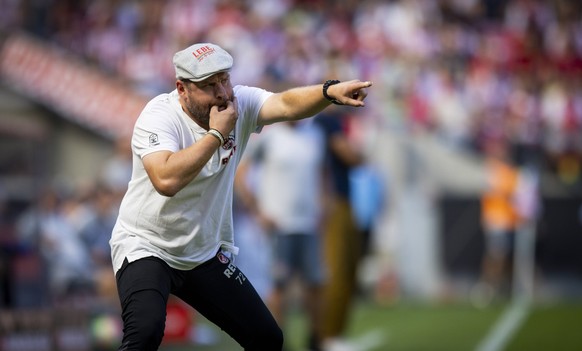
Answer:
[
  {"left": 323, "top": 79, "right": 343, "bottom": 105},
  {"left": 206, "top": 129, "right": 225, "bottom": 146}
]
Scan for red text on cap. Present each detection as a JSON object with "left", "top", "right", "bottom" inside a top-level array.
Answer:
[{"left": 192, "top": 45, "right": 216, "bottom": 60}]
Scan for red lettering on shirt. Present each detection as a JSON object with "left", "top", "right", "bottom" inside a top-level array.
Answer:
[{"left": 221, "top": 145, "right": 237, "bottom": 165}]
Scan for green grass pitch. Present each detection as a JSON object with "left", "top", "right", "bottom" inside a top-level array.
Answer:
[{"left": 159, "top": 299, "right": 582, "bottom": 351}]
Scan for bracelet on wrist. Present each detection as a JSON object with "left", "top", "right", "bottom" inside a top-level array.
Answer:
[
  {"left": 206, "top": 128, "right": 225, "bottom": 146},
  {"left": 323, "top": 79, "right": 343, "bottom": 105}
]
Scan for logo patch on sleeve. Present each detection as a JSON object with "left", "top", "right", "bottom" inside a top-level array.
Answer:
[{"left": 149, "top": 133, "right": 159, "bottom": 146}]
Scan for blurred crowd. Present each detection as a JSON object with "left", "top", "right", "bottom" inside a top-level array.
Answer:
[
  {"left": 0, "top": 0, "right": 581, "bottom": 310},
  {"left": 1, "top": 0, "right": 581, "bottom": 192},
  {"left": 0, "top": 139, "right": 131, "bottom": 310}
]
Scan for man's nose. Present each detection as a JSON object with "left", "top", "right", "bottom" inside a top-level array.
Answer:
[{"left": 215, "top": 83, "right": 227, "bottom": 99}]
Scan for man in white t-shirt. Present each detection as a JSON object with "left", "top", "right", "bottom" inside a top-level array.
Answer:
[
  {"left": 235, "top": 119, "right": 326, "bottom": 350},
  {"left": 109, "top": 42, "right": 371, "bottom": 351}
]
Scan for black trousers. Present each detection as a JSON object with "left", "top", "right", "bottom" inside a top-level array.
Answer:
[{"left": 115, "top": 253, "right": 283, "bottom": 350}]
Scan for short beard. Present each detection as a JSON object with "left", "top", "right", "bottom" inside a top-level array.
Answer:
[
  {"left": 183, "top": 93, "right": 231, "bottom": 129},
  {"left": 186, "top": 101, "right": 211, "bottom": 128}
]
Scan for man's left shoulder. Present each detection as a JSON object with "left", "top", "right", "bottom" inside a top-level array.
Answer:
[
  {"left": 234, "top": 85, "right": 273, "bottom": 112},
  {"left": 234, "top": 85, "right": 272, "bottom": 99}
]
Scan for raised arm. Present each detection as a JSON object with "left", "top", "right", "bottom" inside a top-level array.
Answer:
[
  {"left": 257, "top": 80, "right": 372, "bottom": 126},
  {"left": 142, "top": 136, "right": 217, "bottom": 197},
  {"left": 143, "top": 99, "right": 238, "bottom": 197}
]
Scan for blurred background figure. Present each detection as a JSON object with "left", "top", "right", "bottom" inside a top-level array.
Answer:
[
  {"left": 233, "top": 159, "right": 273, "bottom": 302},
  {"left": 16, "top": 187, "right": 95, "bottom": 304},
  {"left": 78, "top": 185, "right": 119, "bottom": 308},
  {"left": 349, "top": 164, "right": 385, "bottom": 261},
  {"left": 100, "top": 136, "right": 132, "bottom": 196},
  {"left": 314, "top": 108, "right": 366, "bottom": 351},
  {"left": 473, "top": 137, "right": 520, "bottom": 307},
  {"left": 235, "top": 119, "right": 326, "bottom": 351}
]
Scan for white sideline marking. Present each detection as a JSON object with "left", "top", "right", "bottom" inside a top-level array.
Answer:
[
  {"left": 476, "top": 203, "right": 538, "bottom": 351},
  {"left": 353, "top": 328, "right": 386, "bottom": 350},
  {"left": 322, "top": 329, "right": 386, "bottom": 351},
  {"left": 474, "top": 300, "right": 529, "bottom": 351}
]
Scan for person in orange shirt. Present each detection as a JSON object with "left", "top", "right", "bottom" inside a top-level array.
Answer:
[{"left": 474, "top": 137, "right": 520, "bottom": 306}]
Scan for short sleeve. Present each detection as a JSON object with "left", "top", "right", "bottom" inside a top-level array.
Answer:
[
  {"left": 132, "top": 101, "right": 181, "bottom": 159},
  {"left": 234, "top": 85, "right": 273, "bottom": 135}
]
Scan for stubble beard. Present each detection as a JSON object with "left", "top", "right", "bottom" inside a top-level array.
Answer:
[
  {"left": 186, "top": 101, "right": 211, "bottom": 128},
  {"left": 186, "top": 97, "right": 231, "bottom": 129}
]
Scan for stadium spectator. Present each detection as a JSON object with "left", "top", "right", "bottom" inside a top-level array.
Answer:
[
  {"left": 16, "top": 188, "right": 95, "bottom": 302},
  {"left": 5, "top": 0, "right": 580, "bottom": 191}
]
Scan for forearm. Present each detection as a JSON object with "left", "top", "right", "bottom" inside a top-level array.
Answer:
[
  {"left": 258, "top": 80, "right": 371, "bottom": 126},
  {"left": 144, "top": 133, "right": 221, "bottom": 196},
  {"left": 281, "top": 84, "right": 331, "bottom": 118},
  {"left": 259, "top": 84, "right": 329, "bottom": 125}
]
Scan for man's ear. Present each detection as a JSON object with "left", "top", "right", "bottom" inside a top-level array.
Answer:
[{"left": 176, "top": 80, "right": 186, "bottom": 93}]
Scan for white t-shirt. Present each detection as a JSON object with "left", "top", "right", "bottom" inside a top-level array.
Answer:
[
  {"left": 110, "top": 85, "right": 272, "bottom": 273},
  {"left": 247, "top": 120, "right": 325, "bottom": 234}
]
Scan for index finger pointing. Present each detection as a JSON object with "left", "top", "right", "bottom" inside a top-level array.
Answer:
[{"left": 360, "top": 81, "right": 373, "bottom": 88}]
